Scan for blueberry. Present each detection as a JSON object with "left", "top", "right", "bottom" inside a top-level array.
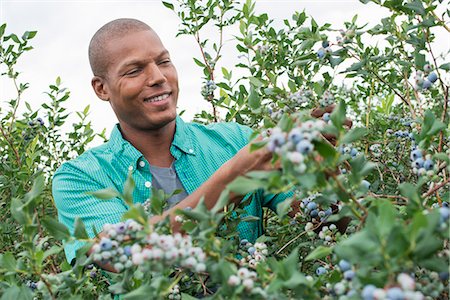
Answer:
[
  {"left": 124, "top": 245, "right": 132, "bottom": 256},
  {"left": 338, "top": 259, "right": 351, "bottom": 272},
  {"left": 240, "top": 239, "right": 249, "bottom": 247},
  {"left": 443, "top": 202, "right": 449, "bottom": 208},
  {"left": 296, "top": 139, "right": 314, "bottom": 154},
  {"left": 288, "top": 128, "right": 304, "bottom": 144},
  {"left": 413, "top": 157, "right": 424, "bottom": 169},
  {"left": 316, "top": 266, "right": 327, "bottom": 276},
  {"left": 317, "top": 48, "right": 325, "bottom": 58},
  {"left": 386, "top": 287, "right": 404, "bottom": 300},
  {"left": 439, "top": 271, "right": 449, "bottom": 281},
  {"left": 28, "top": 120, "right": 34, "bottom": 126},
  {"left": 361, "top": 180, "right": 371, "bottom": 190},
  {"left": 248, "top": 247, "right": 256, "bottom": 255},
  {"left": 306, "top": 201, "right": 317, "bottom": 211},
  {"left": 427, "top": 72, "right": 437, "bottom": 83},
  {"left": 322, "top": 41, "right": 330, "bottom": 48},
  {"left": 423, "top": 159, "right": 434, "bottom": 171},
  {"left": 99, "top": 238, "right": 112, "bottom": 251},
  {"left": 440, "top": 207, "right": 449, "bottom": 221},
  {"left": 350, "top": 148, "right": 358, "bottom": 157},
  {"left": 343, "top": 270, "right": 355, "bottom": 281},
  {"left": 322, "top": 112, "right": 331, "bottom": 122},
  {"left": 325, "top": 207, "right": 332, "bottom": 216},
  {"left": 410, "top": 149, "right": 422, "bottom": 161},
  {"left": 310, "top": 209, "right": 319, "bottom": 218},
  {"left": 422, "top": 79, "right": 432, "bottom": 89},
  {"left": 361, "top": 284, "right": 377, "bottom": 300}
]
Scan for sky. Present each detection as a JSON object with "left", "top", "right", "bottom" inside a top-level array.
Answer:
[{"left": 0, "top": 0, "right": 448, "bottom": 145}]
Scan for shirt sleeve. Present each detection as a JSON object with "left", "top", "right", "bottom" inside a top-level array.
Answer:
[{"left": 52, "top": 162, "right": 128, "bottom": 264}]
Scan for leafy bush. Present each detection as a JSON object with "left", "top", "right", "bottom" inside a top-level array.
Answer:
[{"left": 1, "top": 0, "right": 449, "bottom": 299}]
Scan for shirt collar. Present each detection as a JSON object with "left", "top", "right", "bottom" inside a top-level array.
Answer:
[{"left": 107, "top": 116, "right": 196, "bottom": 169}]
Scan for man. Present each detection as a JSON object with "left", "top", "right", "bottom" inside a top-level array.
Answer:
[{"left": 52, "top": 18, "right": 289, "bottom": 266}]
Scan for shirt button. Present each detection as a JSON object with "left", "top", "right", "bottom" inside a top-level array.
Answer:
[
  {"left": 188, "top": 149, "right": 194, "bottom": 154},
  {"left": 139, "top": 161, "right": 146, "bottom": 168},
  {"left": 145, "top": 181, "right": 152, "bottom": 188},
  {"left": 128, "top": 166, "right": 133, "bottom": 171}
]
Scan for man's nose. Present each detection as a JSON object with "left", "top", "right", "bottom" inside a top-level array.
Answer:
[{"left": 146, "top": 64, "right": 166, "bottom": 86}]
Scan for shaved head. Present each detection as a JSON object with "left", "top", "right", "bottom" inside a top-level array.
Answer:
[{"left": 89, "top": 18, "right": 152, "bottom": 77}]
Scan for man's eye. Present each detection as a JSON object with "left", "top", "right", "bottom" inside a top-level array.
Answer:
[
  {"left": 125, "top": 69, "right": 141, "bottom": 75},
  {"left": 159, "top": 59, "right": 171, "bottom": 65}
]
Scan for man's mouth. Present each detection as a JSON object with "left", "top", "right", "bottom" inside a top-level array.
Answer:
[{"left": 144, "top": 93, "right": 171, "bottom": 103}]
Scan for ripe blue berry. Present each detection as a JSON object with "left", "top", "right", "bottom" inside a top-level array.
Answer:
[
  {"left": 316, "top": 266, "right": 327, "bottom": 276},
  {"left": 422, "top": 79, "right": 432, "bottom": 89},
  {"left": 338, "top": 259, "right": 351, "bottom": 272},
  {"left": 361, "top": 180, "right": 371, "bottom": 190},
  {"left": 306, "top": 201, "right": 317, "bottom": 211},
  {"left": 296, "top": 139, "right": 313, "bottom": 154},
  {"left": 423, "top": 159, "right": 434, "bottom": 171},
  {"left": 440, "top": 207, "right": 449, "bottom": 221},
  {"left": 361, "top": 284, "right": 376, "bottom": 300},
  {"left": 410, "top": 149, "right": 422, "bottom": 161},
  {"left": 343, "top": 270, "right": 355, "bottom": 281},
  {"left": 317, "top": 48, "right": 325, "bottom": 59},
  {"left": 99, "top": 238, "right": 112, "bottom": 251},
  {"left": 350, "top": 148, "right": 358, "bottom": 157},
  {"left": 413, "top": 157, "right": 424, "bottom": 169},
  {"left": 322, "top": 112, "right": 331, "bottom": 122},
  {"left": 310, "top": 209, "right": 319, "bottom": 218},
  {"left": 248, "top": 247, "right": 256, "bottom": 255},
  {"left": 427, "top": 72, "right": 437, "bottom": 83},
  {"left": 322, "top": 41, "right": 330, "bottom": 48},
  {"left": 240, "top": 239, "right": 249, "bottom": 247}
]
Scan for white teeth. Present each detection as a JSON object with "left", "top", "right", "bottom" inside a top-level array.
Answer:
[{"left": 145, "top": 93, "right": 170, "bottom": 103}]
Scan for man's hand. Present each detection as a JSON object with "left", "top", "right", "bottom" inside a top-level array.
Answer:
[{"left": 311, "top": 105, "right": 353, "bottom": 146}]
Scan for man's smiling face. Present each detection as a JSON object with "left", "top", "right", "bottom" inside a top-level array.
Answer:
[{"left": 93, "top": 29, "right": 179, "bottom": 131}]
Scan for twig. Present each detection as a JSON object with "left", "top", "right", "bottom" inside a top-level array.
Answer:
[
  {"left": 368, "top": 192, "right": 408, "bottom": 202},
  {"left": 0, "top": 124, "right": 21, "bottom": 165},
  {"left": 276, "top": 222, "right": 323, "bottom": 255},
  {"left": 422, "top": 178, "right": 450, "bottom": 198}
]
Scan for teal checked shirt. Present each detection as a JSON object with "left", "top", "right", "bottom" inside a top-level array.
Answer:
[{"left": 52, "top": 116, "right": 290, "bottom": 263}]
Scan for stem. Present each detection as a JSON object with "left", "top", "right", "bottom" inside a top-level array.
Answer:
[
  {"left": 276, "top": 221, "right": 323, "bottom": 255},
  {"left": 7, "top": 65, "right": 23, "bottom": 135},
  {"left": 422, "top": 178, "right": 450, "bottom": 199},
  {"left": 0, "top": 124, "right": 21, "bottom": 165}
]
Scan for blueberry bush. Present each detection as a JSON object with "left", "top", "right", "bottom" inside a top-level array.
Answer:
[{"left": 1, "top": 0, "right": 449, "bottom": 299}]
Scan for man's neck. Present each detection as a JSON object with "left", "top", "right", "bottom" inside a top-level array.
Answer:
[{"left": 119, "top": 120, "right": 176, "bottom": 168}]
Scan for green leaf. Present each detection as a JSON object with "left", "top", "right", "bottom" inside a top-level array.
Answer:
[
  {"left": 0, "top": 252, "right": 17, "bottom": 272},
  {"left": 405, "top": 0, "right": 425, "bottom": 15},
  {"left": 74, "top": 217, "right": 89, "bottom": 239},
  {"left": 248, "top": 86, "right": 260, "bottom": 110},
  {"left": 0, "top": 285, "right": 33, "bottom": 300},
  {"left": 123, "top": 172, "right": 136, "bottom": 206},
  {"left": 305, "top": 245, "right": 333, "bottom": 261},
  {"left": 228, "top": 176, "right": 264, "bottom": 195},
  {"left": 439, "top": 62, "right": 450, "bottom": 71},
  {"left": 331, "top": 101, "right": 346, "bottom": 129},
  {"left": 161, "top": 1, "right": 174, "bottom": 10},
  {"left": 123, "top": 284, "right": 154, "bottom": 300},
  {"left": 193, "top": 57, "right": 205, "bottom": 67},
  {"left": 0, "top": 24, "right": 6, "bottom": 38},
  {"left": 341, "top": 127, "right": 367, "bottom": 144},
  {"left": 42, "top": 217, "right": 71, "bottom": 241},
  {"left": 87, "top": 188, "right": 120, "bottom": 200}
]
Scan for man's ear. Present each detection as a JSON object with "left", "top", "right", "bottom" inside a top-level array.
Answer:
[{"left": 91, "top": 76, "right": 110, "bottom": 102}]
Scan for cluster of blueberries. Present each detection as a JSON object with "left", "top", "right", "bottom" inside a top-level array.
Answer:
[
  {"left": 362, "top": 273, "right": 425, "bottom": 300},
  {"left": 201, "top": 80, "right": 217, "bottom": 98},
  {"left": 288, "top": 89, "right": 312, "bottom": 106},
  {"left": 265, "top": 119, "right": 325, "bottom": 173},
  {"left": 317, "top": 40, "right": 332, "bottom": 59},
  {"left": 319, "top": 90, "right": 335, "bottom": 107},
  {"left": 338, "top": 143, "right": 359, "bottom": 158},
  {"left": 239, "top": 239, "right": 268, "bottom": 268},
  {"left": 28, "top": 117, "right": 45, "bottom": 127},
  {"left": 414, "top": 64, "right": 438, "bottom": 90},
  {"left": 168, "top": 284, "right": 181, "bottom": 300},
  {"left": 369, "top": 143, "right": 382, "bottom": 158},
  {"left": 410, "top": 148, "right": 435, "bottom": 176},
  {"left": 317, "top": 224, "right": 340, "bottom": 246},
  {"left": 299, "top": 194, "right": 333, "bottom": 223},
  {"left": 227, "top": 267, "right": 263, "bottom": 295},
  {"left": 90, "top": 220, "right": 207, "bottom": 274}
]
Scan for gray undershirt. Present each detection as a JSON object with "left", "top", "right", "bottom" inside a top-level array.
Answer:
[{"left": 149, "top": 163, "right": 189, "bottom": 209}]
